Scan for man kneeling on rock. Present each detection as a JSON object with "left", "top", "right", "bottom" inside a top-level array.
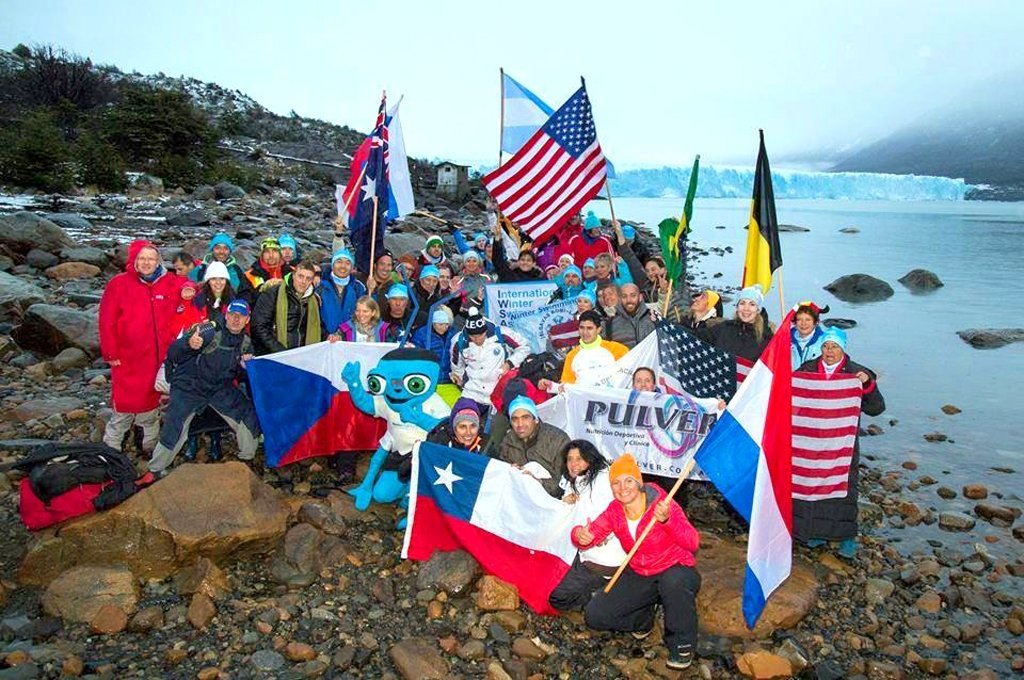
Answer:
[{"left": 148, "top": 300, "right": 260, "bottom": 476}]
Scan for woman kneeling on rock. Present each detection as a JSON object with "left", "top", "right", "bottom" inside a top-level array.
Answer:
[{"left": 571, "top": 454, "right": 701, "bottom": 670}]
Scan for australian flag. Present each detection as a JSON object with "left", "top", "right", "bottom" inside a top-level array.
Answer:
[
  {"left": 656, "top": 321, "right": 740, "bottom": 400},
  {"left": 349, "top": 93, "right": 390, "bottom": 274}
]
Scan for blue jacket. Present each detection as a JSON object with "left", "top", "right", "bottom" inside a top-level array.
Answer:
[
  {"left": 791, "top": 325, "right": 826, "bottom": 369},
  {"left": 318, "top": 266, "right": 368, "bottom": 334},
  {"left": 412, "top": 323, "right": 455, "bottom": 382}
]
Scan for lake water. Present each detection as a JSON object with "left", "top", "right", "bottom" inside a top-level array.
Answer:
[{"left": 591, "top": 198, "right": 1024, "bottom": 550}]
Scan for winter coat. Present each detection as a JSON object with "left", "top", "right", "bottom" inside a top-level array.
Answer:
[
  {"left": 566, "top": 232, "right": 614, "bottom": 268},
  {"left": 792, "top": 355, "right": 885, "bottom": 542},
  {"left": 561, "top": 338, "right": 629, "bottom": 386},
  {"left": 250, "top": 280, "right": 324, "bottom": 355},
  {"left": 559, "top": 468, "right": 627, "bottom": 567},
  {"left": 410, "top": 282, "right": 443, "bottom": 330},
  {"left": 336, "top": 320, "right": 387, "bottom": 343},
  {"left": 703, "top": 318, "right": 774, "bottom": 363},
  {"left": 99, "top": 240, "right": 189, "bottom": 413},
  {"left": 493, "top": 241, "right": 545, "bottom": 282},
  {"left": 791, "top": 325, "right": 826, "bottom": 369},
  {"left": 191, "top": 256, "right": 249, "bottom": 294},
  {"left": 244, "top": 260, "right": 292, "bottom": 302},
  {"left": 164, "top": 325, "right": 251, "bottom": 394},
  {"left": 412, "top": 323, "right": 456, "bottom": 382},
  {"left": 318, "top": 267, "right": 368, "bottom": 335},
  {"left": 497, "top": 422, "right": 571, "bottom": 498},
  {"left": 449, "top": 323, "right": 531, "bottom": 404},
  {"left": 604, "top": 303, "right": 657, "bottom": 349},
  {"left": 572, "top": 484, "right": 699, "bottom": 575}
]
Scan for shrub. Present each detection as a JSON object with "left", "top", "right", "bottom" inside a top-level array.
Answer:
[
  {"left": 72, "top": 130, "right": 126, "bottom": 190},
  {"left": 0, "top": 109, "right": 73, "bottom": 191}
]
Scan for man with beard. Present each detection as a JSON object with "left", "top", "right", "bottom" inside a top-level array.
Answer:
[{"left": 605, "top": 283, "right": 656, "bottom": 349}]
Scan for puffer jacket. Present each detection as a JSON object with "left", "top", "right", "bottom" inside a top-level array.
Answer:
[
  {"left": 164, "top": 325, "right": 251, "bottom": 394},
  {"left": 791, "top": 325, "right": 826, "bottom": 369},
  {"left": 449, "top": 322, "right": 530, "bottom": 404},
  {"left": 497, "top": 422, "right": 570, "bottom": 498},
  {"left": 99, "top": 240, "right": 188, "bottom": 413},
  {"left": 250, "top": 279, "right": 323, "bottom": 355},
  {"left": 572, "top": 484, "right": 699, "bottom": 575}
]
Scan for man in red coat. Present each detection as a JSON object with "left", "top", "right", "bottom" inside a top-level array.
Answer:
[{"left": 99, "top": 240, "right": 189, "bottom": 454}]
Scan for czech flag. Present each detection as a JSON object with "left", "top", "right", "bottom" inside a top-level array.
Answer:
[
  {"left": 695, "top": 310, "right": 795, "bottom": 628},
  {"left": 246, "top": 342, "right": 395, "bottom": 467},
  {"left": 402, "top": 442, "right": 578, "bottom": 614}
]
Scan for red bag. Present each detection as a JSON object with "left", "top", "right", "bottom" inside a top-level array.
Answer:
[{"left": 18, "top": 478, "right": 105, "bottom": 531}]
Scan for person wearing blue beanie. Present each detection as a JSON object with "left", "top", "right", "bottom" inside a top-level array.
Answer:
[
  {"left": 584, "top": 211, "right": 602, "bottom": 231},
  {"left": 278, "top": 234, "right": 298, "bottom": 265},
  {"left": 498, "top": 393, "right": 570, "bottom": 498},
  {"left": 191, "top": 231, "right": 247, "bottom": 292},
  {"left": 820, "top": 326, "right": 847, "bottom": 352},
  {"left": 318, "top": 247, "right": 366, "bottom": 334},
  {"left": 736, "top": 285, "right": 765, "bottom": 308}
]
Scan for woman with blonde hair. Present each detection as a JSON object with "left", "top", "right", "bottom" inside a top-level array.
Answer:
[
  {"left": 704, "top": 285, "right": 774, "bottom": 362},
  {"left": 331, "top": 296, "right": 386, "bottom": 342}
]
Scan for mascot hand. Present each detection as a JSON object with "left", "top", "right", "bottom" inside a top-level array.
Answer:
[
  {"left": 348, "top": 483, "right": 374, "bottom": 512},
  {"left": 341, "top": 361, "right": 362, "bottom": 387}
]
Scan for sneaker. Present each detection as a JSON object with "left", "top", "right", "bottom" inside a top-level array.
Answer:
[{"left": 666, "top": 645, "right": 693, "bottom": 670}]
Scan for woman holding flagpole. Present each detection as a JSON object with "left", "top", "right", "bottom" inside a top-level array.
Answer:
[{"left": 571, "top": 453, "right": 701, "bottom": 670}]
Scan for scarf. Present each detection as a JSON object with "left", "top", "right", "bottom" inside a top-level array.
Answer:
[
  {"left": 139, "top": 265, "right": 164, "bottom": 284},
  {"left": 275, "top": 280, "right": 321, "bottom": 348}
]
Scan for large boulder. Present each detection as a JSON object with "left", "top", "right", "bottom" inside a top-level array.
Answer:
[
  {"left": 43, "top": 213, "right": 93, "bottom": 233},
  {"left": 957, "top": 328, "right": 1024, "bottom": 349},
  {"left": 41, "top": 566, "right": 138, "bottom": 623},
  {"left": 214, "top": 182, "right": 246, "bottom": 200},
  {"left": 5, "top": 397, "right": 84, "bottom": 423},
  {"left": 166, "top": 208, "right": 213, "bottom": 227},
  {"left": 898, "top": 268, "right": 944, "bottom": 293},
  {"left": 0, "top": 271, "right": 47, "bottom": 318},
  {"left": 19, "top": 462, "right": 288, "bottom": 585},
  {"left": 11, "top": 304, "right": 100, "bottom": 357},
  {"left": 823, "top": 274, "right": 894, "bottom": 303},
  {"left": 0, "top": 212, "right": 76, "bottom": 255},
  {"left": 45, "top": 262, "right": 102, "bottom": 280},
  {"left": 268, "top": 523, "right": 348, "bottom": 587},
  {"left": 58, "top": 247, "right": 109, "bottom": 268},
  {"left": 697, "top": 538, "right": 819, "bottom": 638}
]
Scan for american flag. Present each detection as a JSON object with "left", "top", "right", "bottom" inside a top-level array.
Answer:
[
  {"left": 656, "top": 322, "right": 863, "bottom": 501},
  {"left": 655, "top": 322, "right": 739, "bottom": 400},
  {"left": 483, "top": 85, "right": 608, "bottom": 244}
]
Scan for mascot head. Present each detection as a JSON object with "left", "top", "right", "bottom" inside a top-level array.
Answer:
[{"left": 366, "top": 347, "right": 441, "bottom": 410}]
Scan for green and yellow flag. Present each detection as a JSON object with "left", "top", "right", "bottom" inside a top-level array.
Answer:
[
  {"left": 741, "top": 130, "right": 782, "bottom": 294},
  {"left": 658, "top": 154, "right": 700, "bottom": 283}
]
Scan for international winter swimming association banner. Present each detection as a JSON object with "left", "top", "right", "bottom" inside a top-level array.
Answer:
[
  {"left": 504, "top": 298, "right": 577, "bottom": 353},
  {"left": 537, "top": 384, "right": 721, "bottom": 479},
  {"left": 482, "top": 281, "right": 557, "bottom": 325}
]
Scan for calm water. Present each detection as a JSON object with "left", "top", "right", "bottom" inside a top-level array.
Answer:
[{"left": 591, "top": 198, "right": 1024, "bottom": 540}]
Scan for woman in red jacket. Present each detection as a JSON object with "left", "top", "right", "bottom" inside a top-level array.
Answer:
[
  {"left": 572, "top": 454, "right": 701, "bottom": 670},
  {"left": 99, "top": 240, "right": 189, "bottom": 454}
]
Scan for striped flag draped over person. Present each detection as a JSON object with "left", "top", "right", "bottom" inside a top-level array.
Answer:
[
  {"left": 335, "top": 93, "right": 415, "bottom": 272},
  {"left": 694, "top": 310, "right": 795, "bottom": 628},
  {"left": 500, "top": 70, "right": 616, "bottom": 176},
  {"left": 484, "top": 83, "right": 608, "bottom": 245},
  {"left": 741, "top": 130, "right": 782, "bottom": 295}
]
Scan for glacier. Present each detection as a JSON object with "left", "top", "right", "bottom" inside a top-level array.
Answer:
[{"left": 610, "top": 165, "right": 970, "bottom": 201}]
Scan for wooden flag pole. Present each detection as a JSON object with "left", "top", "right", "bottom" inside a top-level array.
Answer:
[
  {"left": 369, "top": 196, "right": 379, "bottom": 275},
  {"left": 776, "top": 266, "right": 787, "bottom": 322},
  {"left": 662, "top": 278, "right": 674, "bottom": 318},
  {"left": 604, "top": 179, "right": 619, "bottom": 226},
  {"left": 604, "top": 457, "right": 698, "bottom": 593},
  {"left": 498, "top": 68, "right": 506, "bottom": 169}
]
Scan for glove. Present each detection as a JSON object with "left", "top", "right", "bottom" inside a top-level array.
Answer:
[
  {"left": 348, "top": 484, "right": 374, "bottom": 512},
  {"left": 341, "top": 361, "right": 361, "bottom": 387}
]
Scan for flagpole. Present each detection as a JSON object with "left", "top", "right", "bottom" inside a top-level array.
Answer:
[
  {"left": 776, "top": 265, "right": 787, "bottom": 320},
  {"left": 604, "top": 457, "right": 698, "bottom": 593},
  {"left": 498, "top": 68, "right": 506, "bottom": 168},
  {"left": 369, "top": 196, "right": 379, "bottom": 277}
]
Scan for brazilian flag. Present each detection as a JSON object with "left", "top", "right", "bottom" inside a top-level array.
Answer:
[
  {"left": 658, "top": 154, "right": 700, "bottom": 283},
  {"left": 741, "top": 130, "right": 782, "bottom": 294}
]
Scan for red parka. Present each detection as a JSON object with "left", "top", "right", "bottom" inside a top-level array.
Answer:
[
  {"left": 572, "top": 484, "right": 699, "bottom": 575},
  {"left": 99, "top": 240, "right": 188, "bottom": 413}
]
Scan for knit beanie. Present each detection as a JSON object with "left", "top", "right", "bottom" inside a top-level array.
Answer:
[
  {"left": 203, "top": 261, "right": 230, "bottom": 282},
  {"left": 464, "top": 306, "right": 488, "bottom": 335},
  {"left": 737, "top": 285, "right": 764, "bottom": 308},
  {"left": 208, "top": 232, "right": 234, "bottom": 252},
  {"left": 584, "top": 211, "right": 601, "bottom": 230},
  {"left": 609, "top": 453, "right": 644, "bottom": 487},
  {"left": 821, "top": 326, "right": 848, "bottom": 351},
  {"left": 425, "top": 235, "right": 444, "bottom": 249},
  {"left": 508, "top": 395, "right": 538, "bottom": 420}
]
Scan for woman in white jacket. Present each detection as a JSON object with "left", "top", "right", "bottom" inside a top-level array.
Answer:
[{"left": 548, "top": 440, "right": 628, "bottom": 611}]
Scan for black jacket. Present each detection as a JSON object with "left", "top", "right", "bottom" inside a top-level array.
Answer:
[
  {"left": 493, "top": 241, "right": 545, "bottom": 282},
  {"left": 703, "top": 318, "right": 774, "bottom": 363},
  {"left": 165, "top": 324, "right": 251, "bottom": 393},
  {"left": 251, "top": 281, "right": 323, "bottom": 355}
]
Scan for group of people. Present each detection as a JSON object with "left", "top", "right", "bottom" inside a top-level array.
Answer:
[{"left": 96, "top": 206, "right": 884, "bottom": 670}]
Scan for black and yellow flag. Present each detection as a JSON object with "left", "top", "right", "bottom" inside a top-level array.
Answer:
[{"left": 741, "top": 130, "right": 782, "bottom": 293}]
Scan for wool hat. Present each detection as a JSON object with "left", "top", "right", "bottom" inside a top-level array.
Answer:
[
  {"left": 226, "top": 299, "right": 250, "bottom": 316},
  {"left": 544, "top": 264, "right": 559, "bottom": 274},
  {"left": 463, "top": 250, "right": 482, "bottom": 262},
  {"left": 332, "top": 248, "right": 354, "bottom": 265},
  {"left": 563, "top": 265, "right": 582, "bottom": 280},
  {"left": 583, "top": 258, "right": 596, "bottom": 270},
  {"left": 609, "top": 453, "right": 644, "bottom": 487},
  {"left": 558, "top": 253, "right": 575, "bottom": 266},
  {"left": 432, "top": 306, "right": 453, "bottom": 325},
  {"left": 425, "top": 235, "right": 444, "bottom": 249},
  {"left": 208, "top": 232, "right": 234, "bottom": 252},
  {"left": 385, "top": 284, "right": 409, "bottom": 299},
  {"left": 694, "top": 289, "right": 722, "bottom": 310},
  {"left": 577, "top": 289, "right": 597, "bottom": 305},
  {"left": 203, "top": 261, "right": 230, "bottom": 282},
  {"left": 450, "top": 397, "right": 481, "bottom": 429},
  {"left": 464, "top": 307, "right": 488, "bottom": 335},
  {"left": 821, "top": 326, "right": 848, "bottom": 351},
  {"left": 260, "top": 237, "right": 281, "bottom": 252},
  {"left": 420, "top": 264, "right": 440, "bottom": 281},
  {"left": 584, "top": 211, "right": 601, "bottom": 230},
  {"left": 508, "top": 395, "right": 538, "bottom": 420},
  {"left": 473, "top": 233, "right": 489, "bottom": 245},
  {"left": 278, "top": 234, "right": 297, "bottom": 251},
  {"left": 737, "top": 285, "right": 764, "bottom": 308}
]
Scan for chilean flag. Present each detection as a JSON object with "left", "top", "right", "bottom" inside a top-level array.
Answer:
[
  {"left": 695, "top": 310, "right": 795, "bottom": 628},
  {"left": 402, "top": 442, "right": 578, "bottom": 614},
  {"left": 246, "top": 342, "right": 395, "bottom": 467}
]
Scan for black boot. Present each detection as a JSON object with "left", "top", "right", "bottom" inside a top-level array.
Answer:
[
  {"left": 184, "top": 436, "right": 198, "bottom": 461},
  {"left": 207, "top": 433, "right": 222, "bottom": 462}
]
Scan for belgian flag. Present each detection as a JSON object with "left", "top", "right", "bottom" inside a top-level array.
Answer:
[{"left": 741, "top": 130, "right": 782, "bottom": 294}]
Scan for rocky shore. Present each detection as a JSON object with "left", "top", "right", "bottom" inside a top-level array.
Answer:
[{"left": 0, "top": 185, "right": 1022, "bottom": 679}]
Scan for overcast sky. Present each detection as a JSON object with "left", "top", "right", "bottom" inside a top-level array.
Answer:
[{"left": 3, "top": 0, "right": 1022, "bottom": 169}]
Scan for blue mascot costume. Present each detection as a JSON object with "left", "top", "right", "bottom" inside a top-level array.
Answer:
[{"left": 341, "top": 347, "right": 451, "bottom": 528}]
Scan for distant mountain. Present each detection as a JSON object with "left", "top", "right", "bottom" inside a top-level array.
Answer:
[{"left": 830, "top": 72, "right": 1024, "bottom": 199}]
